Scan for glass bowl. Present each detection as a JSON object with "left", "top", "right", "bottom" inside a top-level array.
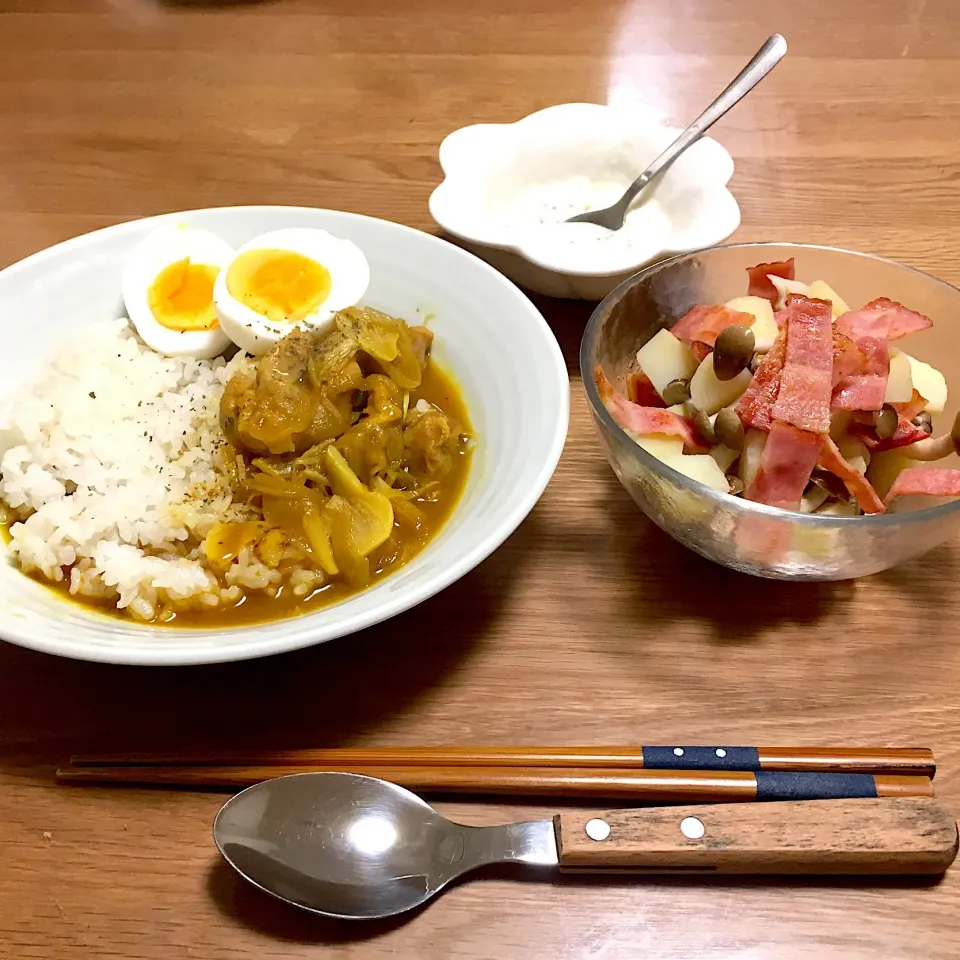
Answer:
[{"left": 580, "top": 242, "right": 960, "bottom": 580}]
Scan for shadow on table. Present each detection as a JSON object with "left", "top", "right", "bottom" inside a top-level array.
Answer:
[
  {"left": 595, "top": 464, "right": 958, "bottom": 634},
  {"left": 0, "top": 520, "right": 528, "bottom": 759},
  {"left": 871, "top": 544, "right": 959, "bottom": 604},
  {"left": 207, "top": 858, "right": 420, "bottom": 944},
  {"left": 526, "top": 294, "right": 595, "bottom": 378},
  {"left": 563, "top": 465, "right": 853, "bottom": 644},
  {"left": 487, "top": 861, "right": 947, "bottom": 891},
  {"left": 206, "top": 855, "right": 945, "bottom": 945}
]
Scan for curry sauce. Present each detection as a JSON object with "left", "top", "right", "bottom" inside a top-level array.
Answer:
[{"left": 171, "top": 358, "right": 472, "bottom": 626}]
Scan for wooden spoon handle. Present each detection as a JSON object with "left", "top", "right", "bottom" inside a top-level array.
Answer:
[{"left": 555, "top": 798, "right": 958, "bottom": 875}]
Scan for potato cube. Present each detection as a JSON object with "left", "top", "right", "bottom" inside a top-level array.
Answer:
[
  {"left": 634, "top": 433, "right": 685, "bottom": 462},
  {"left": 668, "top": 453, "right": 730, "bottom": 492},
  {"left": 867, "top": 450, "right": 912, "bottom": 499},
  {"left": 636, "top": 433, "right": 729, "bottom": 493},
  {"left": 738, "top": 428, "right": 767, "bottom": 489},
  {"left": 806, "top": 280, "right": 851, "bottom": 318},
  {"left": 636, "top": 329, "right": 698, "bottom": 396},
  {"left": 815, "top": 500, "right": 858, "bottom": 517},
  {"left": 884, "top": 350, "right": 914, "bottom": 404},
  {"left": 902, "top": 353, "right": 947, "bottom": 413},
  {"left": 690, "top": 353, "right": 752, "bottom": 415},
  {"left": 725, "top": 295, "right": 778, "bottom": 352}
]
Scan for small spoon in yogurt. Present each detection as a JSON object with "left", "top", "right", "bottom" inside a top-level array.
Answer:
[{"left": 567, "top": 34, "right": 787, "bottom": 231}]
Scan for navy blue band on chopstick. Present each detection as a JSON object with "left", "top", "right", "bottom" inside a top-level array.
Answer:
[
  {"left": 754, "top": 771, "right": 878, "bottom": 801},
  {"left": 641, "top": 746, "right": 761, "bottom": 771}
]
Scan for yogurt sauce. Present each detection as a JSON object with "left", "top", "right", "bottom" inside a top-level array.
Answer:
[{"left": 493, "top": 174, "right": 672, "bottom": 271}]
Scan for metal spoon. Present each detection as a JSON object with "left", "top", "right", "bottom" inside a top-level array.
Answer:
[
  {"left": 566, "top": 34, "right": 787, "bottom": 231},
  {"left": 213, "top": 771, "right": 957, "bottom": 920}
]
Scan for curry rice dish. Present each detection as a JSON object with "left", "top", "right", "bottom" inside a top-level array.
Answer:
[{"left": 0, "top": 308, "right": 471, "bottom": 625}]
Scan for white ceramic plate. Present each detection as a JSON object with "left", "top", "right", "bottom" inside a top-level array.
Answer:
[{"left": 0, "top": 207, "right": 569, "bottom": 665}]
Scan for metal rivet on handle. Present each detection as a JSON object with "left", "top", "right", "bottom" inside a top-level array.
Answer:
[
  {"left": 585, "top": 818, "right": 611, "bottom": 842},
  {"left": 715, "top": 748, "right": 727, "bottom": 758},
  {"left": 680, "top": 816, "right": 705, "bottom": 840},
  {"left": 673, "top": 747, "right": 684, "bottom": 757}
]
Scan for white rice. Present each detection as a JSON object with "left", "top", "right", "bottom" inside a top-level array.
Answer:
[{"left": 0, "top": 318, "right": 282, "bottom": 621}]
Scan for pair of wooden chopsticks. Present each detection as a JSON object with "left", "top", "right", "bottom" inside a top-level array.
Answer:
[{"left": 57, "top": 745, "right": 937, "bottom": 803}]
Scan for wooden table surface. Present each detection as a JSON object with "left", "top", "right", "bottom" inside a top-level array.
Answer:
[{"left": 3, "top": 1, "right": 960, "bottom": 957}]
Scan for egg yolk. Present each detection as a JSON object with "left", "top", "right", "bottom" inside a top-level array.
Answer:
[
  {"left": 226, "top": 249, "right": 332, "bottom": 322},
  {"left": 148, "top": 258, "right": 220, "bottom": 331}
]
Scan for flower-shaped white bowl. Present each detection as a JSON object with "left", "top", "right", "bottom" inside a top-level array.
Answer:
[
  {"left": 429, "top": 103, "right": 741, "bottom": 300},
  {"left": 0, "top": 206, "right": 569, "bottom": 665}
]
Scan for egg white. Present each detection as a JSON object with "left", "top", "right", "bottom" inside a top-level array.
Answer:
[
  {"left": 213, "top": 228, "right": 370, "bottom": 356},
  {"left": 122, "top": 225, "right": 235, "bottom": 359}
]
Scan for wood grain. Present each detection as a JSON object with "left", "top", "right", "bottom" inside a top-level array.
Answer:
[
  {"left": 555, "top": 798, "right": 960, "bottom": 874},
  {"left": 4, "top": 0, "right": 960, "bottom": 958}
]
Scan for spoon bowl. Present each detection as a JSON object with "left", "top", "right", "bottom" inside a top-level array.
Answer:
[{"left": 213, "top": 772, "right": 556, "bottom": 920}]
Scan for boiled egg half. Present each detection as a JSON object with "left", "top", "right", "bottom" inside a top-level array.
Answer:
[
  {"left": 122, "top": 225, "right": 234, "bottom": 359},
  {"left": 213, "top": 228, "right": 370, "bottom": 355}
]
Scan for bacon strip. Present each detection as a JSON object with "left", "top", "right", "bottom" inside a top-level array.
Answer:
[
  {"left": 831, "top": 336, "right": 889, "bottom": 412},
  {"left": 625, "top": 372, "right": 666, "bottom": 408},
  {"left": 747, "top": 258, "right": 795, "bottom": 304},
  {"left": 830, "top": 298, "right": 928, "bottom": 414},
  {"left": 670, "top": 304, "right": 754, "bottom": 347},
  {"left": 771, "top": 296, "right": 833, "bottom": 434},
  {"left": 831, "top": 332, "right": 865, "bottom": 388},
  {"left": 893, "top": 389, "right": 928, "bottom": 422},
  {"left": 595, "top": 367, "right": 705, "bottom": 451},
  {"left": 690, "top": 340, "right": 712, "bottom": 363},
  {"left": 818, "top": 437, "right": 886, "bottom": 514},
  {"left": 733, "top": 514, "right": 793, "bottom": 564},
  {"left": 849, "top": 416, "right": 929, "bottom": 452},
  {"left": 746, "top": 421, "right": 823, "bottom": 510},
  {"left": 885, "top": 467, "right": 960, "bottom": 504},
  {"left": 836, "top": 298, "right": 933, "bottom": 342},
  {"left": 736, "top": 325, "right": 787, "bottom": 431}
]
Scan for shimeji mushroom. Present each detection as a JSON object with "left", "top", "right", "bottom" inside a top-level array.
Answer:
[
  {"left": 874, "top": 404, "right": 899, "bottom": 440},
  {"left": 912, "top": 410, "right": 933, "bottom": 433},
  {"left": 714, "top": 407, "right": 745, "bottom": 451},
  {"left": 899, "top": 411, "right": 960, "bottom": 461},
  {"left": 693, "top": 409, "right": 717, "bottom": 445},
  {"left": 712, "top": 325, "right": 756, "bottom": 381},
  {"left": 661, "top": 377, "right": 692, "bottom": 406}
]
